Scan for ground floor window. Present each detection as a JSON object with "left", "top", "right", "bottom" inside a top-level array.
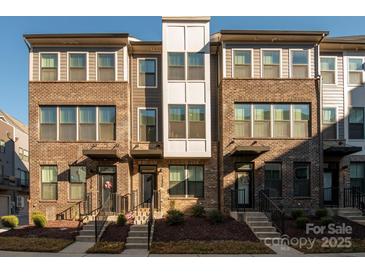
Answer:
[
  {"left": 264, "top": 163, "right": 282, "bottom": 197},
  {"left": 169, "top": 165, "right": 204, "bottom": 198},
  {"left": 350, "top": 162, "right": 365, "bottom": 192},
  {"left": 69, "top": 166, "right": 86, "bottom": 200},
  {"left": 293, "top": 162, "right": 311, "bottom": 197},
  {"left": 41, "top": 166, "right": 58, "bottom": 200}
]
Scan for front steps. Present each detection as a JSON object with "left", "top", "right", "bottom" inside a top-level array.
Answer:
[
  {"left": 76, "top": 220, "right": 108, "bottom": 242},
  {"left": 336, "top": 208, "right": 365, "bottom": 226},
  {"left": 125, "top": 224, "right": 149, "bottom": 249}
]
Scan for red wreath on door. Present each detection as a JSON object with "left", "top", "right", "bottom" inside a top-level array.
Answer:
[{"left": 104, "top": 181, "right": 113, "bottom": 189}]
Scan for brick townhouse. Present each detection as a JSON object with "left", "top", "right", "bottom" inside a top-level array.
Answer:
[{"left": 24, "top": 17, "right": 365, "bottom": 222}]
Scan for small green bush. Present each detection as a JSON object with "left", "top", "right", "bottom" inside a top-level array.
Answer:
[
  {"left": 320, "top": 216, "right": 334, "bottom": 226},
  {"left": 166, "top": 209, "right": 184, "bottom": 225},
  {"left": 116, "top": 213, "right": 126, "bottom": 225},
  {"left": 207, "top": 210, "right": 224, "bottom": 224},
  {"left": 315, "top": 208, "right": 328, "bottom": 218},
  {"left": 295, "top": 216, "right": 309, "bottom": 229},
  {"left": 32, "top": 213, "right": 47, "bottom": 228},
  {"left": 291, "top": 209, "right": 305, "bottom": 219},
  {"left": 191, "top": 204, "right": 205, "bottom": 217},
  {"left": 1, "top": 215, "right": 19, "bottom": 228}
]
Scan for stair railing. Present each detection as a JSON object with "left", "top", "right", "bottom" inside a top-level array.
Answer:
[
  {"left": 147, "top": 191, "right": 155, "bottom": 250},
  {"left": 56, "top": 193, "right": 93, "bottom": 222},
  {"left": 230, "top": 189, "right": 246, "bottom": 212},
  {"left": 344, "top": 187, "right": 365, "bottom": 214},
  {"left": 258, "top": 190, "right": 285, "bottom": 234},
  {"left": 94, "top": 196, "right": 112, "bottom": 242}
]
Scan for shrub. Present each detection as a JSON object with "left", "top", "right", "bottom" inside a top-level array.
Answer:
[
  {"left": 295, "top": 216, "right": 309, "bottom": 229},
  {"left": 166, "top": 209, "right": 184, "bottom": 225},
  {"left": 291, "top": 209, "right": 305, "bottom": 219},
  {"left": 32, "top": 213, "right": 47, "bottom": 228},
  {"left": 207, "top": 210, "right": 224, "bottom": 224},
  {"left": 1, "top": 215, "right": 19, "bottom": 228},
  {"left": 116, "top": 213, "right": 127, "bottom": 225},
  {"left": 315, "top": 208, "right": 328, "bottom": 218},
  {"left": 191, "top": 204, "right": 205, "bottom": 217},
  {"left": 320, "top": 216, "right": 334, "bottom": 226}
]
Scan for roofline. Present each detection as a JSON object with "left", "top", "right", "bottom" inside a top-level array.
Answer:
[
  {"left": 129, "top": 40, "right": 162, "bottom": 45},
  {"left": 220, "top": 30, "right": 329, "bottom": 36},
  {"left": 323, "top": 37, "right": 365, "bottom": 45},
  {"left": 162, "top": 16, "right": 210, "bottom": 22},
  {"left": 23, "top": 33, "right": 129, "bottom": 39}
]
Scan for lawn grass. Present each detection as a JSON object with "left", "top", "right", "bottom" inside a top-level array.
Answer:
[
  {"left": 86, "top": 241, "right": 125, "bottom": 254},
  {"left": 0, "top": 237, "right": 73, "bottom": 252},
  {"left": 292, "top": 239, "right": 365, "bottom": 254},
  {"left": 150, "top": 240, "right": 275, "bottom": 254}
]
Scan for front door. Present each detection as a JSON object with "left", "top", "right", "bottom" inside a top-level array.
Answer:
[
  {"left": 98, "top": 166, "right": 116, "bottom": 208},
  {"left": 141, "top": 173, "right": 155, "bottom": 204},
  {"left": 323, "top": 172, "right": 333, "bottom": 202},
  {"left": 235, "top": 163, "right": 253, "bottom": 208},
  {"left": 323, "top": 163, "right": 339, "bottom": 206}
]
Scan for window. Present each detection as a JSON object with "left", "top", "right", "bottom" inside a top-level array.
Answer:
[
  {"left": 98, "top": 107, "right": 116, "bottom": 141},
  {"left": 59, "top": 107, "right": 76, "bottom": 141},
  {"left": 349, "top": 107, "right": 364, "bottom": 139},
  {"left": 320, "top": 57, "right": 336, "bottom": 84},
  {"left": 264, "top": 163, "right": 282, "bottom": 197},
  {"left": 253, "top": 104, "right": 271, "bottom": 138},
  {"left": 293, "top": 104, "right": 310, "bottom": 138},
  {"left": 169, "top": 165, "right": 204, "bottom": 198},
  {"left": 0, "top": 164, "right": 3, "bottom": 178},
  {"left": 233, "top": 50, "right": 252, "bottom": 78},
  {"left": 138, "top": 59, "right": 157, "bottom": 87},
  {"left": 139, "top": 109, "right": 157, "bottom": 141},
  {"left": 97, "top": 53, "right": 115, "bottom": 81},
  {"left": 79, "top": 107, "right": 96, "bottom": 141},
  {"left": 69, "top": 53, "right": 87, "bottom": 81},
  {"left": 168, "top": 105, "right": 185, "bottom": 138},
  {"left": 0, "top": 140, "right": 4, "bottom": 153},
  {"left": 188, "top": 165, "right": 204, "bottom": 197},
  {"left": 350, "top": 163, "right": 365, "bottom": 192},
  {"left": 294, "top": 163, "right": 310, "bottom": 197},
  {"left": 168, "top": 52, "right": 185, "bottom": 80},
  {"left": 291, "top": 50, "right": 308, "bottom": 78},
  {"left": 234, "top": 104, "right": 251, "bottom": 137},
  {"left": 188, "top": 53, "right": 204, "bottom": 80},
  {"left": 40, "top": 106, "right": 57, "bottom": 140},
  {"left": 349, "top": 58, "right": 363, "bottom": 85},
  {"left": 41, "top": 166, "right": 58, "bottom": 200},
  {"left": 188, "top": 105, "right": 205, "bottom": 138},
  {"left": 273, "top": 105, "right": 290, "bottom": 138},
  {"left": 322, "top": 107, "right": 337, "bottom": 139},
  {"left": 262, "top": 50, "right": 280, "bottom": 78},
  {"left": 19, "top": 148, "right": 29, "bottom": 162},
  {"left": 20, "top": 170, "right": 29, "bottom": 186},
  {"left": 40, "top": 53, "right": 58, "bottom": 81},
  {"left": 69, "top": 166, "right": 86, "bottom": 200}
]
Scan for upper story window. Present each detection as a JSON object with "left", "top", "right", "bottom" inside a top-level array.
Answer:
[
  {"left": 322, "top": 107, "right": 337, "bottom": 140},
  {"left": 40, "top": 53, "right": 58, "bottom": 81},
  {"left": 292, "top": 104, "right": 310, "bottom": 138},
  {"left": 98, "top": 107, "right": 116, "bottom": 141},
  {"left": 188, "top": 105, "right": 205, "bottom": 138},
  {"left": 59, "top": 107, "right": 76, "bottom": 141},
  {"left": 320, "top": 57, "right": 336, "bottom": 84},
  {"left": 349, "top": 107, "right": 364, "bottom": 139},
  {"left": 40, "top": 106, "right": 57, "bottom": 141},
  {"left": 139, "top": 108, "right": 157, "bottom": 142},
  {"left": 79, "top": 107, "right": 96, "bottom": 141},
  {"left": 273, "top": 104, "right": 290, "bottom": 138},
  {"left": 253, "top": 104, "right": 271, "bottom": 138},
  {"left": 233, "top": 50, "right": 252, "bottom": 78},
  {"left": 291, "top": 50, "right": 309, "bottom": 78},
  {"left": 234, "top": 104, "right": 251, "bottom": 138},
  {"left": 97, "top": 53, "right": 115, "bottom": 81},
  {"left": 262, "top": 50, "right": 280, "bottom": 78},
  {"left": 168, "top": 52, "right": 185, "bottom": 80},
  {"left": 188, "top": 53, "right": 204, "bottom": 80},
  {"left": 138, "top": 59, "right": 157, "bottom": 88},
  {"left": 19, "top": 147, "right": 29, "bottom": 162},
  {"left": 348, "top": 58, "right": 364, "bottom": 85},
  {"left": 69, "top": 53, "right": 87, "bottom": 81},
  {"left": 0, "top": 140, "right": 5, "bottom": 153},
  {"left": 168, "top": 105, "right": 186, "bottom": 138}
]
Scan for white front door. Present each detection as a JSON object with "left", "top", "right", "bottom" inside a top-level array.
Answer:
[{"left": 324, "top": 172, "right": 332, "bottom": 202}]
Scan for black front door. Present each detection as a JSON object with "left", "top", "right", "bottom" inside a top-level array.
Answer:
[
  {"left": 323, "top": 163, "right": 339, "bottom": 206},
  {"left": 235, "top": 163, "right": 253, "bottom": 208},
  {"left": 141, "top": 173, "right": 156, "bottom": 204}
]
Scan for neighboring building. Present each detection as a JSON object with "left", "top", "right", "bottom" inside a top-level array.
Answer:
[
  {"left": 0, "top": 110, "right": 29, "bottom": 224},
  {"left": 23, "top": 17, "right": 365, "bottom": 221}
]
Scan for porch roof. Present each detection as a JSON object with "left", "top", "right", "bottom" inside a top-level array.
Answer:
[
  {"left": 83, "top": 149, "right": 119, "bottom": 159},
  {"left": 230, "top": 145, "right": 270, "bottom": 156},
  {"left": 323, "top": 145, "right": 362, "bottom": 157},
  {"left": 130, "top": 149, "right": 163, "bottom": 159}
]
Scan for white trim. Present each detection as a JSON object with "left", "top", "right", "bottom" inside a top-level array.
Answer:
[
  {"left": 347, "top": 56, "right": 365, "bottom": 87},
  {"left": 123, "top": 46, "right": 128, "bottom": 82},
  {"left": 137, "top": 58, "right": 158, "bottom": 88},
  {"left": 29, "top": 51, "right": 33, "bottom": 81},
  {"left": 137, "top": 107, "right": 158, "bottom": 142},
  {"left": 66, "top": 52, "right": 89, "bottom": 81},
  {"left": 39, "top": 52, "right": 60, "bottom": 81},
  {"left": 231, "top": 48, "right": 254, "bottom": 78},
  {"left": 76, "top": 106, "right": 79, "bottom": 140},
  {"left": 96, "top": 106, "right": 99, "bottom": 141},
  {"left": 289, "top": 48, "right": 310, "bottom": 78},
  {"left": 96, "top": 52, "right": 117, "bottom": 81},
  {"left": 260, "top": 48, "right": 282, "bottom": 78},
  {"left": 322, "top": 105, "right": 339, "bottom": 139},
  {"left": 56, "top": 106, "right": 59, "bottom": 141},
  {"left": 320, "top": 55, "right": 338, "bottom": 86},
  {"left": 222, "top": 42, "right": 226, "bottom": 78}
]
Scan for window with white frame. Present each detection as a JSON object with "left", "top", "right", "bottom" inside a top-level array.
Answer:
[
  {"left": 98, "top": 107, "right": 116, "bottom": 141},
  {"left": 19, "top": 147, "right": 29, "bottom": 162},
  {"left": 262, "top": 50, "right": 280, "bottom": 78},
  {"left": 188, "top": 53, "right": 204, "bottom": 80},
  {"left": 348, "top": 58, "right": 364, "bottom": 85},
  {"left": 168, "top": 52, "right": 185, "bottom": 80},
  {"left": 41, "top": 166, "right": 58, "bottom": 200},
  {"left": 253, "top": 104, "right": 271, "bottom": 138},
  {"left": 291, "top": 50, "right": 308, "bottom": 78},
  {"left": 79, "top": 107, "right": 96, "bottom": 141},
  {"left": 168, "top": 105, "right": 186, "bottom": 138},
  {"left": 233, "top": 50, "right": 252, "bottom": 78},
  {"left": 40, "top": 53, "right": 58, "bottom": 81},
  {"left": 139, "top": 108, "right": 157, "bottom": 142},
  {"left": 292, "top": 104, "right": 310, "bottom": 138},
  {"left": 349, "top": 107, "right": 364, "bottom": 139},
  {"left": 322, "top": 107, "right": 337, "bottom": 140},
  {"left": 69, "top": 53, "right": 87, "bottom": 81},
  {"left": 234, "top": 104, "right": 251, "bottom": 138},
  {"left": 169, "top": 165, "right": 204, "bottom": 198},
  {"left": 69, "top": 166, "right": 86, "bottom": 200},
  {"left": 320, "top": 57, "right": 336, "bottom": 84},
  {"left": 40, "top": 106, "right": 57, "bottom": 141},
  {"left": 59, "top": 107, "right": 76, "bottom": 141},
  {"left": 188, "top": 105, "right": 205, "bottom": 138},
  {"left": 138, "top": 59, "right": 157, "bottom": 87},
  {"left": 273, "top": 104, "right": 290, "bottom": 138},
  {"left": 97, "top": 53, "right": 115, "bottom": 81}
]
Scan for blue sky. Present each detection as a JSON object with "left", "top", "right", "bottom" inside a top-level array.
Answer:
[{"left": 2, "top": 16, "right": 365, "bottom": 124}]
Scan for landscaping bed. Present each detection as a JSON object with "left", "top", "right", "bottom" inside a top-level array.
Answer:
[{"left": 0, "top": 237, "right": 73, "bottom": 252}]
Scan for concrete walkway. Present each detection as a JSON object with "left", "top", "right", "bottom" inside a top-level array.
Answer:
[{"left": 59, "top": 241, "right": 95, "bottom": 254}]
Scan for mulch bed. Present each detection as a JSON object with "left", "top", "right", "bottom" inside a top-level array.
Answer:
[
  {"left": 100, "top": 223, "right": 130, "bottom": 242},
  {"left": 0, "top": 220, "right": 80, "bottom": 240},
  {"left": 153, "top": 216, "right": 258, "bottom": 242},
  {"left": 0, "top": 237, "right": 73, "bottom": 252},
  {"left": 86, "top": 242, "right": 125, "bottom": 254}
]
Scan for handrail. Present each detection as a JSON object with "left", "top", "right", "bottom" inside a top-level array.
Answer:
[
  {"left": 56, "top": 193, "right": 93, "bottom": 222},
  {"left": 258, "top": 190, "right": 285, "bottom": 234},
  {"left": 147, "top": 191, "right": 155, "bottom": 250},
  {"left": 344, "top": 187, "right": 365, "bottom": 214},
  {"left": 94, "top": 196, "right": 112, "bottom": 242}
]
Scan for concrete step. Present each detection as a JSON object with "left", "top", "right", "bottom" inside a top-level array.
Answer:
[
  {"left": 255, "top": 231, "right": 281, "bottom": 238},
  {"left": 125, "top": 243, "right": 148, "bottom": 249},
  {"left": 340, "top": 211, "right": 363, "bottom": 217},
  {"left": 247, "top": 217, "right": 268, "bottom": 222},
  {"left": 250, "top": 226, "right": 276, "bottom": 232},
  {"left": 76, "top": 235, "right": 95, "bottom": 242},
  {"left": 248, "top": 221, "right": 272, "bottom": 227},
  {"left": 130, "top": 225, "right": 148, "bottom": 232},
  {"left": 79, "top": 230, "right": 95, "bottom": 236},
  {"left": 345, "top": 216, "right": 365, "bottom": 221},
  {"left": 244, "top": 212, "right": 266, "bottom": 217},
  {"left": 128, "top": 231, "right": 148, "bottom": 237},
  {"left": 127, "top": 237, "right": 148, "bottom": 244}
]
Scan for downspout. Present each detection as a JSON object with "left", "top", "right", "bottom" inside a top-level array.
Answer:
[{"left": 128, "top": 45, "right": 133, "bottom": 197}]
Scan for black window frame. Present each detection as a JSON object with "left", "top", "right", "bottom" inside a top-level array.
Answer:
[{"left": 293, "top": 162, "right": 311, "bottom": 197}]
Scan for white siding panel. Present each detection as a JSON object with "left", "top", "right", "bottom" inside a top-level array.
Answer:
[
  {"left": 167, "top": 26, "right": 185, "bottom": 51},
  {"left": 186, "top": 82, "right": 205, "bottom": 103},
  {"left": 187, "top": 26, "right": 205, "bottom": 52}
]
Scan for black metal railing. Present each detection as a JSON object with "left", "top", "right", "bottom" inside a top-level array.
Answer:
[
  {"left": 94, "top": 196, "right": 112, "bottom": 242},
  {"left": 230, "top": 189, "right": 247, "bottom": 212},
  {"left": 258, "top": 190, "right": 285, "bottom": 234},
  {"left": 147, "top": 192, "right": 155, "bottom": 250},
  {"left": 56, "top": 193, "right": 93, "bottom": 221},
  {"left": 344, "top": 187, "right": 365, "bottom": 214}
]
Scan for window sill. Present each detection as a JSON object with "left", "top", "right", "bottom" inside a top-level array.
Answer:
[
  {"left": 232, "top": 137, "right": 312, "bottom": 141},
  {"left": 39, "top": 200, "right": 58, "bottom": 203},
  {"left": 168, "top": 197, "right": 204, "bottom": 200},
  {"left": 37, "top": 140, "right": 116, "bottom": 143},
  {"left": 30, "top": 80, "right": 128, "bottom": 83},
  {"left": 292, "top": 197, "right": 312, "bottom": 200}
]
